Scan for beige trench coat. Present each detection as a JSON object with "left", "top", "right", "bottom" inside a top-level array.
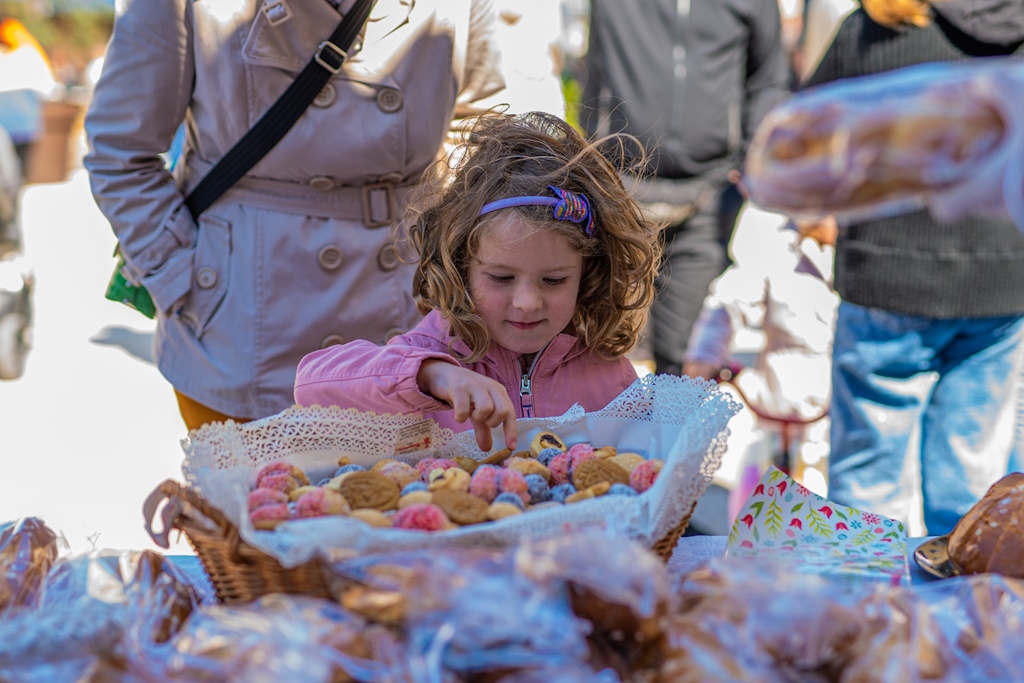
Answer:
[{"left": 84, "top": 0, "right": 505, "bottom": 418}]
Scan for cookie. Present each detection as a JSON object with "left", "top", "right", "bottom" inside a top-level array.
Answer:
[
  {"left": 610, "top": 453, "right": 646, "bottom": 474},
  {"left": 571, "top": 459, "right": 630, "bottom": 491},
  {"left": 398, "top": 491, "right": 434, "bottom": 509},
  {"left": 529, "top": 432, "right": 566, "bottom": 456},
  {"left": 392, "top": 503, "right": 448, "bottom": 532},
  {"left": 565, "top": 481, "right": 611, "bottom": 503},
  {"left": 255, "top": 462, "right": 309, "bottom": 488},
  {"left": 288, "top": 485, "right": 320, "bottom": 503},
  {"left": 431, "top": 488, "right": 490, "bottom": 525},
  {"left": 480, "top": 448, "right": 514, "bottom": 466},
  {"left": 593, "top": 446, "right": 617, "bottom": 460},
  {"left": 376, "top": 461, "right": 420, "bottom": 489},
  {"left": 250, "top": 503, "right": 291, "bottom": 530},
  {"left": 296, "top": 488, "right": 351, "bottom": 518},
  {"left": 452, "top": 456, "right": 480, "bottom": 474},
  {"left": 630, "top": 459, "right": 664, "bottom": 493},
  {"left": 248, "top": 488, "right": 288, "bottom": 512},
  {"left": 350, "top": 508, "right": 392, "bottom": 528},
  {"left": 487, "top": 501, "right": 524, "bottom": 520},
  {"left": 338, "top": 471, "right": 401, "bottom": 511},
  {"left": 427, "top": 467, "right": 472, "bottom": 493},
  {"left": 370, "top": 459, "right": 399, "bottom": 473},
  {"left": 506, "top": 456, "right": 552, "bottom": 481}
]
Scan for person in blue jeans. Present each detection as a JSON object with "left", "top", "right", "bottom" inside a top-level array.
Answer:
[
  {"left": 831, "top": 307, "right": 1024, "bottom": 535},
  {"left": 805, "top": 0, "right": 1024, "bottom": 536}
]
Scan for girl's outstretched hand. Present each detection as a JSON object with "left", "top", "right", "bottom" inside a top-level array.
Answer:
[{"left": 417, "top": 360, "right": 518, "bottom": 452}]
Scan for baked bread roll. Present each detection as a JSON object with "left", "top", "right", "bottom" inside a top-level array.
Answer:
[
  {"left": 947, "top": 472, "right": 1024, "bottom": 578},
  {"left": 743, "top": 59, "right": 1021, "bottom": 224}
]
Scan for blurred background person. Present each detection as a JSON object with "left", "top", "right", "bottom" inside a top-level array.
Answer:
[
  {"left": 797, "top": 0, "right": 856, "bottom": 82},
  {"left": 0, "top": 16, "right": 60, "bottom": 175},
  {"left": 804, "top": 0, "right": 1024, "bottom": 536},
  {"left": 578, "top": 0, "right": 791, "bottom": 376}
]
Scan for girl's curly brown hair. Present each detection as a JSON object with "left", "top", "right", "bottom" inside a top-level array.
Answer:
[{"left": 401, "top": 111, "right": 662, "bottom": 363}]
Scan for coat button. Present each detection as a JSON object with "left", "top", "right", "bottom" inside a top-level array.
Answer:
[
  {"left": 376, "top": 87, "right": 403, "bottom": 113},
  {"left": 320, "top": 334, "right": 347, "bottom": 348},
  {"left": 309, "top": 176, "right": 335, "bottom": 191},
  {"left": 377, "top": 244, "right": 400, "bottom": 271},
  {"left": 313, "top": 82, "right": 336, "bottom": 108},
  {"left": 383, "top": 327, "right": 405, "bottom": 343},
  {"left": 196, "top": 267, "right": 218, "bottom": 289},
  {"left": 317, "top": 245, "right": 344, "bottom": 271}
]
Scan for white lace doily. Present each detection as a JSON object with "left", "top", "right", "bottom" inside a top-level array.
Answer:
[{"left": 180, "top": 374, "right": 740, "bottom": 568}]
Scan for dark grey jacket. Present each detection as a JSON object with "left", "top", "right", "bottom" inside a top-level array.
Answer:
[{"left": 579, "top": 0, "right": 790, "bottom": 206}]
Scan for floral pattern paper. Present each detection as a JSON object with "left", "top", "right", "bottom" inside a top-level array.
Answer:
[{"left": 726, "top": 466, "right": 909, "bottom": 586}]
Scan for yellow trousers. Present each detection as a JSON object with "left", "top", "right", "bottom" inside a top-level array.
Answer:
[{"left": 174, "top": 390, "right": 252, "bottom": 431}]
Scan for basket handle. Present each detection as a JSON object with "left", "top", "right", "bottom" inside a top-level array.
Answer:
[{"left": 143, "top": 479, "right": 234, "bottom": 549}]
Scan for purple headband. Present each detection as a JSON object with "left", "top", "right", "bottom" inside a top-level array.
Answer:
[{"left": 479, "top": 185, "right": 596, "bottom": 238}]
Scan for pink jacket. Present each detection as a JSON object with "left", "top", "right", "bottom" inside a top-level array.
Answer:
[{"left": 294, "top": 310, "right": 637, "bottom": 432}]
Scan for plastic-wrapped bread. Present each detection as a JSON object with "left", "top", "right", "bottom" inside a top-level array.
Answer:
[
  {"left": 743, "top": 58, "right": 1024, "bottom": 229},
  {"left": 947, "top": 472, "right": 1024, "bottom": 578}
]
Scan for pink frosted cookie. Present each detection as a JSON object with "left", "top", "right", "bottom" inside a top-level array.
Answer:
[
  {"left": 255, "top": 461, "right": 309, "bottom": 488},
  {"left": 421, "top": 458, "right": 459, "bottom": 482},
  {"left": 250, "top": 503, "right": 291, "bottom": 530},
  {"left": 497, "top": 468, "right": 530, "bottom": 505},
  {"left": 566, "top": 443, "right": 595, "bottom": 461},
  {"left": 391, "top": 503, "right": 448, "bottom": 532},
  {"left": 376, "top": 461, "right": 420, "bottom": 489},
  {"left": 414, "top": 458, "right": 438, "bottom": 479},
  {"left": 566, "top": 444, "right": 598, "bottom": 474},
  {"left": 295, "top": 488, "right": 351, "bottom": 518},
  {"left": 258, "top": 473, "right": 299, "bottom": 496},
  {"left": 549, "top": 452, "right": 572, "bottom": 486},
  {"left": 629, "top": 459, "right": 664, "bottom": 493},
  {"left": 469, "top": 465, "right": 502, "bottom": 502},
  {"left": 248, "top": 488, "right": 289, "bottom": 512}
]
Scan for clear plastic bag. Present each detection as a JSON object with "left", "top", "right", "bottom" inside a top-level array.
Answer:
[
  {"left": 0, "top": 517, "right": 63, "bottom": 615},
  {"left": 135, "top": 593, "right": 393, "bottom": 683},
  {"left": 743, "top": 57, "right": 1024, "bottom": 228}
]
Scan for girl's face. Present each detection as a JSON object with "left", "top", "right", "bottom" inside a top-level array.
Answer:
[{"left": 468, "top": 216, "right": 583, "bottom": 359}]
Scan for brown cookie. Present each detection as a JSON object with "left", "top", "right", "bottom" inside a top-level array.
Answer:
[
  {"left": 431, "top": 488, "right": 490, "bottom": 525},
  {"left": 507, "top": 456, "right": 552, "bottom": 481},
  {"left": 512, "top": 450, "right": 535, "bottom": 460},
  {"left": 428, "top": 467, "right": 472, "bottom": 493},
  {"left": 452, "top": 456, "right": 480, "bottom": 474},
  {"left": 566, "top": 481, "right": 611, "bottom": 503},
  {"left": 593, "top": 446, "right": 618, "bottom": 460},
  {"left": 572, "top": 459, "right": 630, "bottom": 490},
  {"left": 338, "top": 471, "right": 401, "bottom": 511},
  {"left": 481, "top": 447, "right": 514, "bottom": 466},
  {"left": 530, "top": 432, "right": 566, "bottom": 456},
  {"left": 349, "top": 508, "right": 392, "bottom": 528}
]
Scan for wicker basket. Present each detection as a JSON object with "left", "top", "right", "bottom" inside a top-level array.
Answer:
[{"left": 143, "top": 479, "right": 694, "bottom": 604}]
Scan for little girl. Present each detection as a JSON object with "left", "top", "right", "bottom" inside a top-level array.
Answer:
[{"left": 294, "top": 112, "right": 662, "bottom": 451}]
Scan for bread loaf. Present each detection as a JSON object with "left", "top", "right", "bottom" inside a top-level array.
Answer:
[{"left": 946, "top": 473, "right": 1024, "bottom": 578}]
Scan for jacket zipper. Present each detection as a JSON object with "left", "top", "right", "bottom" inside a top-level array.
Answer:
[{"left": 518, "top": 342, "right": 550, "bottom": 419}]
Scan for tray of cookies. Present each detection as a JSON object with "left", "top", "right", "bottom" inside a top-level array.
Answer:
[{"left": 145, "top": 374, "right": 739, "bottom": 603}]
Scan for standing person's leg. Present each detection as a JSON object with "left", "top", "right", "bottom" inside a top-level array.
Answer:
[
  {"left": 919, "top": 314, "right": 1024, "bottom": 535},
  {"left": 650, "top": 199, "right": 724, "bottom": 375},
  {"left": 829, "top": 302, "right": 939, "bottom": 530}
]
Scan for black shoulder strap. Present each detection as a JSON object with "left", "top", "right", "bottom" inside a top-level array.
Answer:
[{"left": 184, "top": 0, "right": 376, "bottom": 219}]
